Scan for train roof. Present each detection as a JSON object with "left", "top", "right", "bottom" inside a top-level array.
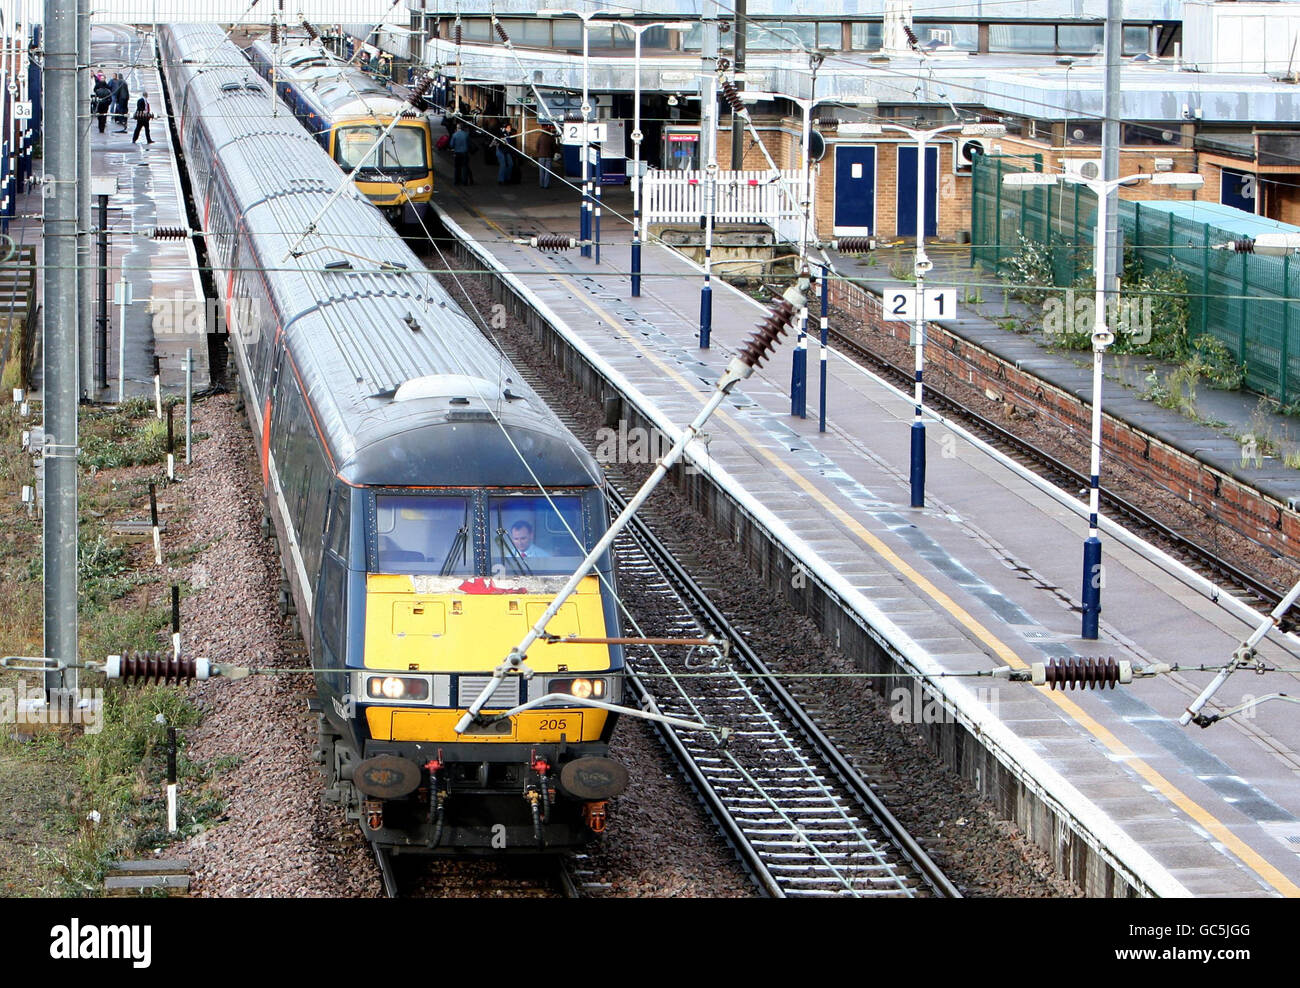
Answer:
[
  {"left": 249, "top": 37, "right": 410, "bottom": 121},
  {"left": 161, "top": 23, "right": 598, "bottom": 488}
]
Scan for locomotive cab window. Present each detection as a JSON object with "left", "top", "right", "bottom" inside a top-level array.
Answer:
[
  {"left": 372, "top": 495, "right": 473, "bottom": 575},
  {"left": 490, "top": 494, "right": 586, "bottom": 576},
  {"left": 334, "top": 124, "right": 429, "bottom": 178}
]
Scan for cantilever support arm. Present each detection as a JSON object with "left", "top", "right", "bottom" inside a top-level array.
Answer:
[{"left": 1180, "top": 576, "right": 1300, "bottom": 726}]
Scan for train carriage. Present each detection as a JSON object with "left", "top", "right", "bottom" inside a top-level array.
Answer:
[
  {"left": 158, "top": 23, "right": 627, "bottom": 854},
  {"left": 246, "top": 35, "right": 434, "bottom": 228}
]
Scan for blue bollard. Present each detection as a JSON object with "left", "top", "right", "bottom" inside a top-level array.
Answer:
[
  {"left": 699, "top": 283, "right": 712, "bottom": 348},
  {"left": 791, "top": 345, "right": 806, "bottom": 418},
  {"left": 910, "top": 420, "right": 926, "bottom": 508},
  {"left": 1081, "top": 536, "right": 1102, "bottom": 640}
]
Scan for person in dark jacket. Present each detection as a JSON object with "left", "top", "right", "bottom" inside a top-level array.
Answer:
[
  {"left": 495, "top": 122, "right": 515, "bottom": 184},
  {"left": 450, "top": 123, "right": 473, "bottom": 186},
  {"left": 131, "top": 92, "right": 154, "bottom": 144},
  {"left": 112, "top": 74, "right": 130, "bottom": 132},
  {"left": 535, "top": 124, "right": 556, "bottom": 189},
  {"left": 92, "top": 76, "right": 112, "bottom": 133}
]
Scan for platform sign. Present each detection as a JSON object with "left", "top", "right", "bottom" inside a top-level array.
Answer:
[
  {"left": 561, "top": 122, "right": 607, "bottom": 145},
  {"left": 13, "top": 101, "right": 31, "bottom": 121},
  {"left": 882, "top": 287, "right": 957, "bottom": 322}
]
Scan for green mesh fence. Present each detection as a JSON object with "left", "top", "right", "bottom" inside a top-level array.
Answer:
[{"left": 971, "top": 154, "right": 1298, "bottom": 404}]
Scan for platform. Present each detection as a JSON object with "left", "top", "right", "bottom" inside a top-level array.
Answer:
[
  {"left": 23, "top": 24, "right": 205, "bottom": 400},
  {"left": 426, "top": 149, "right": 1300, "bottom": 897}
]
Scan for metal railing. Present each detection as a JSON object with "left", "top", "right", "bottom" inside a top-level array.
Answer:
[{"left": 643, "top": 168, "right": 807, "bottom": 242}]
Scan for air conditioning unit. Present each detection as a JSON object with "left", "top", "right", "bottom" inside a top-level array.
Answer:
[
  {"left": 953, "top": 136, "right": 989, "bottom": 175},
  {"left": 1063, "top": 158, "right": 1103, "bottom": 181}
]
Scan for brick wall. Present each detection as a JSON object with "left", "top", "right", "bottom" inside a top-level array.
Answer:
[
  {"left": 995, "top": 135, "right": 1201, "bottom": 203},
  {"left": 828, "top": 278, "right": 1300, "bottom": 557}
]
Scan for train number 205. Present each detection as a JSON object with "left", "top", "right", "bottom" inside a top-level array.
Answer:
[{"left": 538, "top": 718, "right": 569, "bottom": 732}]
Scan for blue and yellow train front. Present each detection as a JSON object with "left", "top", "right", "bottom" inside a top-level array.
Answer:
[{"left": 331, "top": 117, "right": 435, "bottom": 227}]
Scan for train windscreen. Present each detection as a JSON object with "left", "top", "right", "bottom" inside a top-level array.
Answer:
[
  {"left": 373, "top": 495, "right": 473, "bottom": 575},
  {"left": 335, "top": 124, "right": 429, "bottom": 177},
  {"left": 489, "top": 495, "right": 587, "bottom": 577}
]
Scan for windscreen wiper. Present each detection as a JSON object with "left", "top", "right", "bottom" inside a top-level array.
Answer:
[{"left": 439, "top": 526, "right": 468, "bottom": 577}]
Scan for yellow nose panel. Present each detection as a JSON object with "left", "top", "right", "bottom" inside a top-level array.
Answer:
[
  {"left": 392, "top": 600, "right": 446, "bottom": 637},
  {"left": 364, "top": 574, "right": 610, "bottom": 673}
]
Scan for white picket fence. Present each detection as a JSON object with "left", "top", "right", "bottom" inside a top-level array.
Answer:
[{"left": 643, "top": 168, "right": 810, "bottom": 244}]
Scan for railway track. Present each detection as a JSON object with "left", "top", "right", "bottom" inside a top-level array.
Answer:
[
  {"left": 611, "top": 494, "right": 959, "bottom": 897},
  {"left": 825, "top": 323, "right": 1299, "bottom": 628},
  {"left": 374, "top": 846, "right": 585, "bottom": 898}
]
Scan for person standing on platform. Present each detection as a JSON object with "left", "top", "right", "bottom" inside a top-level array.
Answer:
[
  {"left": 450, "top": 122, "right": 472, "bottom": 186},
  {"left": 113, "top": 74, "right": 130, "bottom": 132},
  {"left": 132, "top": 92, "right": 154, "bottom": 144},
  {"left": 496, "top": 122, "right": 515, "bottom": 185},
  {"left": 536, "top": 123, "right": 556, "bottom": 189},
  {"left": 92, "top": 75, "right": 112, "bottom": 133}
]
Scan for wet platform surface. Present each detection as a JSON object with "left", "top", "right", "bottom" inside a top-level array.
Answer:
[{"left": 25, "top": 24, "right": 205, "bottom": 400}]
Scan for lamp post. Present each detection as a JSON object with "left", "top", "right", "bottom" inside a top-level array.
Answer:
[
  {"left": 839, "top": 119, "right": 1004, "bottom": 503},
  {"left": 741, "top": 84, "right": 832, "bottom": 417},
  {"left": 539, "top": 9, "right": 603, "bottom": 259},
  {"left": 623, "top": 21, "right": 691, "bottom": 297},
  {"left": 1003, "top": 168, "right": 1203, "bottom": 638}
]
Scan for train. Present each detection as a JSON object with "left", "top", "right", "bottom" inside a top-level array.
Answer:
[
  {"left": 244, "top": 33, "right": 435, "bottom": 228},
  {"left": 157, "top": 22, "right": 628, "bottom": 856}
]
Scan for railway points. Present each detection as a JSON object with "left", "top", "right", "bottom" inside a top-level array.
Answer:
[{"left": 425, "top": 154, "right": 1300, "bottom": 897}]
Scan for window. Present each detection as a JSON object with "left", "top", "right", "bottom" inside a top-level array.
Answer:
[
  {"left": 755, "top": 20, "right": 816, "bottom": 50},
  {"left": 915, "top": 22, "right": 978, "bottom": 50},
  {"left": 517, "top": 18, "right": 552, "bottom": 47},
  {"left": 851, "top": 21, "right": 882, "bottom": 51},
  {"left": 327, "top": 486, "right": 350, "bottom": 560},
  {"left": 625, "top": 25, "right": 671, "bottom": 49},
  {"left": 817, "top": 22, "right": 842, "bottom": 50},
  {"left": 988, "top": 24, "right": 1056, "bottom": 53},
  {"left": 552, "top": 20, "right": 582, "bottom": 48},
  {"left": 489, "top": 495, "right": 586, "bottom": 577},
  {"left": 333, "top": 124, "right": 428, "bottom": 175},
  {"left": 460, "top": 19, "right": 491, "bottom": 43},
  {"left": 586, "top": 25, "right": 615, "bottom": 49},
  {"left": 373, "top": 495, "right": 473, "bottom": 576},
  {"left": 1057, "top": 25, "right": 1104, "bottom": 53},
  {"left": 1123, "top": 25, "right": 1151, "bottom": 55}
]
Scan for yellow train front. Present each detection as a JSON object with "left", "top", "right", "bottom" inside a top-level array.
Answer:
[
  {"left": 320, "top": 479, "right": 628, "bottom": 854},
  {"left": 247, "top": 37, "right": 435, "bottom": 227}
]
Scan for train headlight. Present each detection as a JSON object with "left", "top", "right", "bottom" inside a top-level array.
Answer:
[
  {"left": 551, "top": 677, "right": 605, "bottom": 700},
  {"left": 366, "top": 675, "right": 431, "bottom": 702}
]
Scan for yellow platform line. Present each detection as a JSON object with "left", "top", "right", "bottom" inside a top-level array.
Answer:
[{"left": 454, "top": 200, "right": 1299, "bottom": 897}]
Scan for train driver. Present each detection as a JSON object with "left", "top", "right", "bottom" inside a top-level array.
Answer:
[{"left": 509, "top": 520, "right": 551, "bottom": 559}]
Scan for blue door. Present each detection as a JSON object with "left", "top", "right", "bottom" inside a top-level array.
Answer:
[
  {"left": 834, "top": 145, "right": 876, "bottom": 234},
  {"left": 896, "top": 146, "right": 939, "bottom": 238}
]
